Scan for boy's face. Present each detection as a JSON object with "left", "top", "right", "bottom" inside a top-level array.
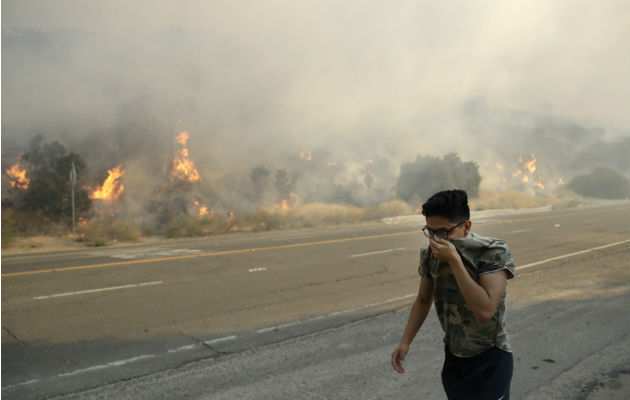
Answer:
[{"left": 425, "top": 215, "right": 471, "bottom": 240}]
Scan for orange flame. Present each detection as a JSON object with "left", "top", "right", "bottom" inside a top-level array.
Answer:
[
  {"left": 495, "top": 162, "right": 504, "bottom": 171},
  {"left": 194, "top": 201, "right": 212, "bottom": 218},
  {"left": 275, "top": 192, "right": 299, "bottom": 211},
  {"left": 509, "top": 153, "right": 545, "bottom": 188},
  {"left": 276, "top": 199, "right": 290, "bottom": 211},
  {"left": 300, "top": 151, "right": 312, "bottom": 161},
  {"left": 524, "top": 153, "right": 537, "bottom": 174},
  {"left": 171, "top": 132, "right": 201, "bottom": 183},
  {"left": 91, "top": 165, "right": 125, "bottom": 200},
  {"left": 6, "top": 159, "right": 29, "bottom": 190}
]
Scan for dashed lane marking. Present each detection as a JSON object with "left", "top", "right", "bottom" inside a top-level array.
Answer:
[
  {"left": 518, "top": 239, "right": 630, "bottom": 271},
  {"left": 349, "top": 248, "right": 406, "bottom": 258},
  {"left": 4, "top": 236, "right": 628, "bottom": 392},
  {"left": 2, "top": 232, "right": 417, "bottom": 278},
  {"left": 2, "top": 206, "right": 627, "bottom": 279},
  {"left": 32, "top": 281, "right": 163, "bottom": 300},
  {"left": 505, "top": 228, "right": 533, "bottom": 234}
]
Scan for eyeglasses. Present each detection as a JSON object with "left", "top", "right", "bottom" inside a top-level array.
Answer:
[{"left": 421, "top": 220, "right": 467, "bottom": 240}]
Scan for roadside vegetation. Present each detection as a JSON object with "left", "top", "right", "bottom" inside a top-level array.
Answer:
[
  {"left": 2, "top": 139, "right": 627, "bottom": 252},
  {"left": 567, "top": 167, "right": 629, "bottom": 200}
]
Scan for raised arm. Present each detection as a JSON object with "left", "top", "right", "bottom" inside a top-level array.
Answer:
[{"left": 430, "top": 237, "right": 507, "bottom": 323}]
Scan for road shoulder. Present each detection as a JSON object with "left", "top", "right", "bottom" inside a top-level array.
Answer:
[{"left": 523, "top": 334, "right": 630, "bottom": 400}]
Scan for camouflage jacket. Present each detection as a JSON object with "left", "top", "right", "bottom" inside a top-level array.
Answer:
[{"left": 419, "top": 232, "right": 516, "bottom": 358}]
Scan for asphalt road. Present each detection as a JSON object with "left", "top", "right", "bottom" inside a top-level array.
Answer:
[{"left": 2, "top": 201, "right": 629, "bottom": 399}]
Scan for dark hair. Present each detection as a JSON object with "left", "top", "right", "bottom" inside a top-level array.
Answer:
[{"left": 421, "top": 189, "right": 470, "bottom": 222}]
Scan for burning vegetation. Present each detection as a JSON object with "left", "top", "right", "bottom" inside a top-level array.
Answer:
[
  {"left": 510, "top": 153, "right": 545, "bottom": 189},
  {"left": 5, "top": 158, "right": 29, "bottom": 190},
  {"left": 2, "top": 115, "right": 629, "bottom": 249},
  {"left": 91, "top": 165, "right": 125, "bottom": 201},
  {"left": 171, "top": 132, "right": 201, "bottom": 184}
]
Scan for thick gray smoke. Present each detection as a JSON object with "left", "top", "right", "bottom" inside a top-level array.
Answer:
[{"left": 2, "top": 0, "right": 629, "bottom": 220}]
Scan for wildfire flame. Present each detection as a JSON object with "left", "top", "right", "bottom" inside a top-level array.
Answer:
[
  {"left": 300, "top": 151, "right": 312, "bottom": 161},
  {"left": 524, "top": 154, "right": 537, "bottom": 174},
  {"left": 194, "top": 201, "right": 212, "bottom": 218},
  {"left": 6, "top": 159, "right": 29, "bottom": 190},
  {"left": 510, "top": 153, "right": 545, "bottom": 189},
  {"left": 275, "top": 192, "right": 299, "bottom": 211},
  {"left": 172, "top": 132, "right": 201, "bottom": 183},
  {"left": 91, "top": 165, "right": 125, "bottom": 200}
]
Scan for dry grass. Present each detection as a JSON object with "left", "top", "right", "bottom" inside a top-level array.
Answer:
[
  {"left": 7, "top": 192, "right": 583, "bottom": 253},
  {"left": 243, "top": 201, "right": 411, "bottom": 233},
  {"left": 470, "top": 189, "right": 578, "bottom": 211},
  {"left": 163, "top": 215, "right": 236, "bottom": 238},
  {"left": 1, "top": 235, "right": 79, "bottom": 254},
  {"left": 363, "top": 200, "right": 412, "bottom": 221},
  {"left": 288, "top": 203, "right": 364, "bottom": 226},
  {"left": 79, "top": 218, "right": 142, "bottom": 246}
]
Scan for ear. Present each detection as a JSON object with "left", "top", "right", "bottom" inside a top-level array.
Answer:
[{"left": 464, "top": 220, "right": 472, "bottom": 235}]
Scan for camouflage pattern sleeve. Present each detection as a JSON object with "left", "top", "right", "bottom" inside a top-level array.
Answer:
[
  {"left": 418, "top": 245, "right": 432, "bottom": 278},
  {"left": 477, "top": 240, "right": 516, "bottom": 279}
]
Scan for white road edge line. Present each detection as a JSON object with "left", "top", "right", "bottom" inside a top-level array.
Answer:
[
  {"left": 258, "top": 240, "right": 630, "bottom": 333},
  {"left": 167, "top": 344, "right": 199, "bottom": 353},
  {"left": 167, "top": 335, "right": 239, "bottom": 354},
  {"left": 204, "top": 335, "right": 238, "bottom": 346},
  {"left": 7, "top": 241, "right": 627, "bottom": 389},
  {"left": 349, "top": 248, "right": 406, "bottom": 258},
  {"left": 57, "top": 355, "right": 156, "bottom": 378},
  {"left": 1, "top": 379, "right": 41, "bottom": 390},
  {"left": 33, "top": 281, "right": 163, "bottom": 300},
  {"left": 518, "top": 240, "right": 630, "bottom": 271},
  {"left": 256, "top": 293, "right": 416, "bottom": 333}
]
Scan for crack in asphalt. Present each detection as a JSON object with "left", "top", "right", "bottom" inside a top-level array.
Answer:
[
  {"left": 177, "top": 330, "right": 226, "bottom": 356},
  {"left": 2, "top": 326, "right": 27, "bottom": 346}
]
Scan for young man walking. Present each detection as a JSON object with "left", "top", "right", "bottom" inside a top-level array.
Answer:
[{"left": 391, "top": 189, "right": 515, "bottom": 399}]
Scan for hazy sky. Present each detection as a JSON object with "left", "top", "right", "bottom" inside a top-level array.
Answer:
[{"left": 3, "top": 0, "right": 628, "bottom": 132}]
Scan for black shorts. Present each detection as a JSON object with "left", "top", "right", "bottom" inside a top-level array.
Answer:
[{"left": 441, "top": 345, "right": 513, "bottom": 400}]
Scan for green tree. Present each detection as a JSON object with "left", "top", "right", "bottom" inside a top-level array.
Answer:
[
  {"left": 396, "top": 153, "right": 481, "bottom": 203},
  {"left": 19, "top": 135, "right": 91, "bottom": 221}
]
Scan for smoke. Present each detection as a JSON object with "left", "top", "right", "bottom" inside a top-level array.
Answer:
[{"left": 2, "top": 0, "right": 629, "bottom": 221}]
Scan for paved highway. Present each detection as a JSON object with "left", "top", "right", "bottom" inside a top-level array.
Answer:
[{"left": 2, "top": 202, "right": 629, "bottom": 399}]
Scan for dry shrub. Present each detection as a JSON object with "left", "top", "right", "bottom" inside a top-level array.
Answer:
[
  {"left": 81, "top": 218, "right": 142, "bottom": 246},
  {"left": 4, "top": 209, "right": 67, "bottom": 236},
  {"left": 248, "top": 207, "right": 288, "bottom": 232},
  {"left": 470, "top": 189, "right": 571, "bottom": 210},
  {"left": 289, "top": 203, "right": 363, "bottom": 227},
  {"left": 164, "top": 215, "right": 237, "bottom": 238},
  {"left": 164, "top": 216, "right": 203, "bottom": 238},
  {"left": 363, "top": 200, "right": 411, "bottom": 221},
  {"left": 1, "top": 209, "right": 19, "bottom": 248}
]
